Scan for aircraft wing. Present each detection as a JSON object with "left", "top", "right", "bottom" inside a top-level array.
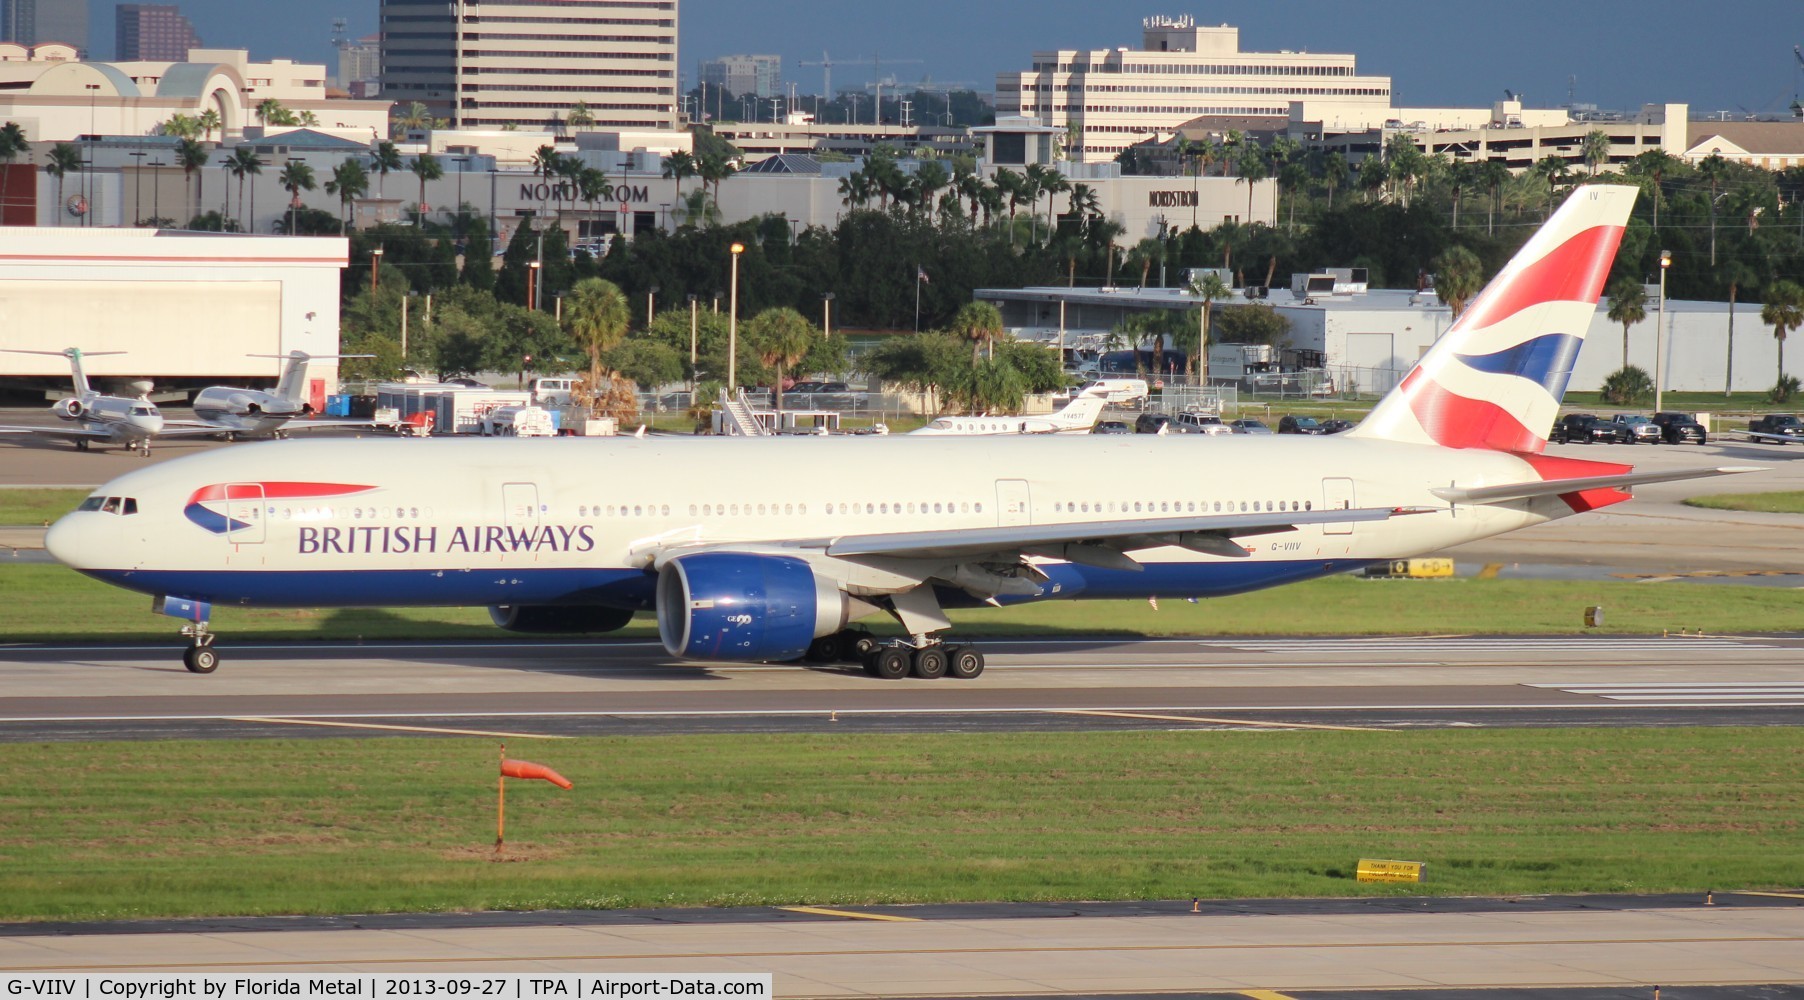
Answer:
[
  {"left": 0, "top": 424, "right": 116, "bottom": 440},
  {"left": 1431, "top": 466, "right": 1760, "bottom": 505},
  {"left": 268, "top": 418, "right": 394, "bottom": 432}
]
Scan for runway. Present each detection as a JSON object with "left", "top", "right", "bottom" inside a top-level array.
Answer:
[{"left": 3, "top": 634, "right": 1801, "bottom": 742}]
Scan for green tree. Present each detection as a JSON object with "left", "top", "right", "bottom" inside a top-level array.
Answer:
[
  {"left": 278, "top": 159, "right": 316, "bottom": 235},
  {"left": 1185, "top": 270, "right": 1231, "bottom": 384},
  {"left": 324, "top": 158, "right": 369, "bottom": 235},
  {"left": 1628, "top": 149, "right": 1680, "bottom": 233},
  {"left": 1697, "top": 153, "right": 1731, "bottom": 266},
  {"left": 1721, "top": 261, "right": 1758, "bottom": 396},
  {"left": 563, "top": 277, "right": 632, "bottom": 412},
  {"left": 1581, "top": 129, "right": 1612, "bottom": 176},
  {"left": 1762, "top": 279, "right": 1804, "bottom": 385},
  {"left": 409, "top": 152, "right": 444, "bottom": 225},
  {"left": 1236, "top": 142, "right": 1269, "bottom": 220},
  {"left": 161, "top": 113, "right": 202, "bottom": 141},
  {"left": 1213, "top": 302, "right": 1291, "bottom": 346},
  {"left": 168, "top": 138, "right": 208, "bottom": 229},
  {"left": 257, "top": 99, "right": 298, "bottom": 127},
  {"left": 566, "top": 101, "right": 595, "bottom": 132},
  {"left": 0, "top": 121, "right": 26, "bottom": 218},
  {"left": 1531, "top": 155, "right": 1570, "bottom": 218},
  {"left": 1433, "top": 245, "right": 1484, "bottom": 322},
  {"left": 951, "top": 300, "right": 1005, "bottom": 364},
  {"left": 1600, "top": 365, "right": 1653, "bottom": 405},
  {"left": 1479, "top": 160, "right": 1510, "bottom": 235},
  {"left": 662, "top": 150, "right": 697, "bottom": 204},
  {"left": 602, "top": 339, "right": 682, "bottom": 389},
  {"left": 1605, "top": 277, "right": 1648, "bottom": 370},
  {"left": 1127, "top": 237, "right": 1165, "bottom": 291},
  {"left": 745, "top": 307, "right": 817, "bottom": 409},
  {"left": 370, "top": 140, "right": 402, "bottom": 199},
  {"left": 391, "top": 101, "right": 432, "bottom": 134},
  {"left": 197, "top": 108, "right": 221, "bottom": 143},
  {"left": 1321, "top": 151, "right": 1348, "bottom": 210},
  {"left": 225, "top": 147, "right": 262, "bottom": 231}
]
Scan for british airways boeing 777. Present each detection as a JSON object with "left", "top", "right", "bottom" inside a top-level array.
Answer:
[{"left": 46, "top": 186, "right": 1752, "bottom": 676}]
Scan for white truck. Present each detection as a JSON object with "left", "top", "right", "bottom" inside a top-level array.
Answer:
[{"left": 482, "top": 405, "right": 556, "bottom": 437}]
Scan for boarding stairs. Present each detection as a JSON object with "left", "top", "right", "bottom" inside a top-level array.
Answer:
[{"left": 717, "top": 389, "right": 772, "bottom": 436}]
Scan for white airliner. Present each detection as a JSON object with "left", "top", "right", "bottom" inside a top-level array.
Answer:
[
  {"left": 46, "top": 185, "right": 1754, "bottom": 676},
  {"left": 0, "top": 348, "right": 221, "bottom": 456},
  {"left": 189, "top": 351, "right": 379, "bottom": 439},
  {"left": 910, "top": 394, "right": 1106, "bottom": 435}
]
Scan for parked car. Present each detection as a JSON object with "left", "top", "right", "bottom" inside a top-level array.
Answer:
[
  {"left": 1278, "top": 415, "right": 1326, "bottom": 434},
  {"left": 1551, "top": 413, "right": 1632, "bottom": 444},
  {"left": 1172, "top": 411, "right": 1232, "bottom": 435},
  {"left": 1228, "top": 418, "right": 1273, "bottom": 435},
  {"left": 1134, "top": 412, "right": 1176, "bottom": 434},
  {"left": 1610, "top": 414, "right": 1664, "bottom": 444},
  {"left": 1747, "top": 414, "right": 1804, "bottom": 443},
  {"left": 788, "top": 381, "right": 824, "bottom": 395},
  {"left": 1319, "top": 418, "right": 1357, "bottom": 434},
  {"left": 1651, "top": 411, "right": 1707, "bottom": 444},
  {"left": 443, "top": 376, "right": 489, "bottom": 389},
  {"left": 1092, "top": 420, "right": 1133, "bottom": 435}
]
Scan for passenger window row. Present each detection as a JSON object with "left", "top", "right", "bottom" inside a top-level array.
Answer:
[
  {"left": 272, "top": 506, "right": 430, "bottom": 520},
  {"left": 1053, "top": 499, "right": 1313, "bottom": 515}
]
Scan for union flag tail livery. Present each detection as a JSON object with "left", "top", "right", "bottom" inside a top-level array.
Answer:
[{"left": 1352, "top": 184, "right": 1638, "bottom": 453}]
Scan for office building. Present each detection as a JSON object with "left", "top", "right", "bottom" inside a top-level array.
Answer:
[
  {"left": 380, "top": 0, "right": 678, "bottom": 132},
  {"left": 2, "top": 0, "right": 88, "bottom": 54},
  {"left": 699, "top": 54, "right": 780, "bottom": 99},
  {"left": 996, "top": 14, "right": 1392, "bottom": 163},
  {"left": 337, "top": 33, "right": 379, "bottom": 94},
  {"left": 116, "top": 4, "right": 201, "bottom": 62}
]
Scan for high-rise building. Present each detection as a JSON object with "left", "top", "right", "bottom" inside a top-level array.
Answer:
[
  {"left": 380, "top": 0, "right": 678, "bottom": 131},
  {"left": 699, "top": 55, "right": 780, "bottom": 100},
  {"left": 996, "top": 14, "right": 1393, "bottom": 163},
  {"left": 2, "top": 0, "right": 89, "bottom": 54},
  {"left": 116, "top": 4, "right": 201, "bottom": 62},
  {"left": 337, "top": 33, "right": 380, "bottom": 93}
]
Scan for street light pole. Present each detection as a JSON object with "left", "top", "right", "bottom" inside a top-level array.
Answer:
[
  {"left": 821, "top": 291, "right": 834, "bottom": 338},
  {"left": 1656, "top": 249, "right": 1671, "bottom": 414},
  {"left": 129, "top": 150, "right": 145, "bottom": 225},
  {"left": 402, "top": 290, "right": 417, "bottom": 364},
  {"left": 647, "top": 285, "right": 660, "bottom": 329},
  {"left": 687, "top": 293, "right": 699, "bottom": 387},
  {"left": 728, "top": 242, "right": 745, "bottom": 390},
  {"left": 370, "top": 246, "right": 384, "bottom": 295},
  {"left": 528, "top": 261, "right": 542, "bottom": 311}
]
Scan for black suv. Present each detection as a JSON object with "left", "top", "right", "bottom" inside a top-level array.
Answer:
[
  {"left": 1651, "top": 411, "right": 1707, "bottom": 444},
  {"left": 1134, "top": 412, "right": 1204, "bottom": 434},
  {"left": 1278, "top": 415, "right": 1325, "bottom": 434},
  {"left": 1551, "top": 413, "right": 1632, "bottom": 444}
]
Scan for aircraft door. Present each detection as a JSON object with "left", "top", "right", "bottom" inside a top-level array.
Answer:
[
  {"left": 502, "top": 482, "right": 540, "bottom": 526},
  {"left": 1321, "top": 477, "right": 1354, "bottom": 535},
  {"left": 224, "top": 483, "right": 266, "bottom": 544},
  {"left": 995, "top": 479, "right": 1031, "bottom": 526}
]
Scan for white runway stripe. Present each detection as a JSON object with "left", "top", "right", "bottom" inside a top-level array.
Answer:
[
  {"left": 1214, "top": 638, "right": 1760, "bottom": 652},
  {"left": 1530, "top": 682, "right": 1804, "bottom": 704}
]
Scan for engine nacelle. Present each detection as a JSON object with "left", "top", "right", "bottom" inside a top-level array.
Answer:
[
  {"left": 488, "top": 604, "right": 635, "bottom": 633},
  {"left": 656, "top": 552, "right": 848, "bottom": 662},
  {"left": 53, "top": 398, "right": 84, "bottom": 420}
]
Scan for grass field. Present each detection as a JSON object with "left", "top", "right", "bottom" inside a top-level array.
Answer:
[
  {"left": 0, "top": 488, "right": 88, "bottom": 525},
  {"left": 3, "top": 563, "right": 1802, "bottom": 642},
  {"left": 1685, "top": 491, "right": 1804, "bottom": 515},
  {"left": 0, "top": 729, "right": 1797, "bottom": 921}
]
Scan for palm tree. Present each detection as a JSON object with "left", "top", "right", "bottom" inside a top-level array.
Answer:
[
  {"left": 1629, "top": 149, "right": 1679, "bottom": 232},
  {"left": 746, "top": 307, "right": 817, "bottom": 410},
  {"left": 1606, "top": 277, "right": 1648, "bottom": 369},
  {"left": 175, "top": 138, "right": 209, "bottom": 228},
  {"left": 1321, "top": 151, "right": 1347, "bottom": 209},
  {"left": 1581, "top": 129, "right": 1612, "bottom": 176},
  {"left": 197, "top": 108, "right": 222, "bottom": 143},
  {"left": 278, "top": 159, "right": 316, "bottom": 234},
  {"left": 391, "top": 101, "right": 432, "bottom": 134},
  {"left": 1444, "top": 159, "right": 1472, "bottom": 229},
  {"left": 256, "top": 99, "right": 297, "bottom": 127},
  {"left": 1531, "top": 155, "right": 1570, "bottom": 218},
  {"left": 1067, "top": 182, "right": 1100, "bottom": 228},
  {"left": 661, "top": 150, "right": 697, "bottom": 203},
  {"left": 226, "top": 147, "right": 262, "bottom": 231},
  {"left": 1721, "top": 262, "right": 1757, "bottom": 396},
  {"left": 1128, "top": 236, "right": 1165, "bottom": 291},
  {"left": 566, "top": 101, "right": 595, "bottom": 134},
  {"left": 1037, "top": 167, "right": 1069, "bottom": 238},
  {"left": 369, "top": 140, "right": 402, "bottom": 199},
  {"left": 1186, "top": 270, "right": 1230, "bottom": 385},
  {"left": 695, "top": 149, "right": 735, "bottom": 211},
  {"left": 1235, "top": 143, "right": 1268, "bottom": 221},
  {"left": 42, "top": 142, "right": 81, "bottom": 226},
  {"left": 1022, "top": 162, "right": 1053, "bottom": 241},
  {"left": 1761, "top": 279, "right": 1804, "bottom": 383},
  {"left": 1697, "top": 153, "right": 1730, "bottom": 266},
  {"left": 576, "top": 165, "right": 612, "bottom": 229},
  {"left": 914, "top": 160, "right": 950, "bottom": 223},
  {"left": 324, "top": 158, "right": 369, "bottom": 234},
  {"left": 1357, "top": 155, "right": 1388, "bottom": 203},
  {"left": 951, "top": 301, "right": 1004, "bottom": 364},
  {"left": 162, "top": 113, "right": 202, "bottom": 141},
  {"left": 835, "top": 169, "right": 872, "bottom": 210},
  {"left": 1434, "top": 246, "right": 1484, "bottom": 322},
  {"left": 562, "top": 277, "right": 632, "bottom": 411},
  {"left": 993, "top": 167, "right": 1025, "bottom": 244},
  {"left": 409, "top": 152, "right": 443, "bottom": 225},
  {"left": 1479, "top": 159, "right": 1510, "bottom": 235},
  {"left": 0, "top": 121, "right": 28, "bottom": 219}
]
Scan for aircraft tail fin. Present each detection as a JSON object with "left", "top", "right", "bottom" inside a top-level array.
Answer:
[
  {"left": 1, "top": 347, "right": 127, "bottom": 399},
  {"left": 1053, "top": 394, "right": 1106, "bottom": 428},
  {"left": 272, "top": 351, "right": 312, "bottom": 405},
  {"left": 1348, "top": 184, "right": 1637, "bottom": 454}
]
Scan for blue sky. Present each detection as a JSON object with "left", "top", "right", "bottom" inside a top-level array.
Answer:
[{"left": 89, "top": 0, "right": 1804, "bottom": 116}]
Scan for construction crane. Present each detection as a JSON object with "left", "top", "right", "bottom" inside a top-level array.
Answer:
[{"left": 799, "top": 52, "right": 922, "bottom": 99}]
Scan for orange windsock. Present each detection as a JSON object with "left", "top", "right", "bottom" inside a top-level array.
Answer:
[{"left": 501, "top": 759, "right": 573, "bottom": 789}]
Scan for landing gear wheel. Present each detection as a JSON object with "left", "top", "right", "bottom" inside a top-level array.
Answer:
[
  {"left": 75, "top": 439, "right": 89, "bottom": 451},
  {"left": 844, "top": 631, "right": 880, "bottom": 661},
  {"left": 804, "top": 634, "right": 842, "bottom": 663},
  {"left": 871, "top": 647, "right": 911, "bottom": 680},
  {"left": 946, "top": 646, "right": 985, "bottom": 679},
  {"left": 910, "top": 647, "right": 947, "bottom": 679},
  {"left": 183, "top": 646, "right": 219, "bottom": 674}
]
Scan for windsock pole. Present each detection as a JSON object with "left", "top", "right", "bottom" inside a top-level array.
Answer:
[{"left": 496, "top": 743, "right": 507, "bottom": 855}]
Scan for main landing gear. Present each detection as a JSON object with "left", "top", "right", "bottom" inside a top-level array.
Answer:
[
  {"left": 801, "top": 628, "right": 986, "bottom": 680},
  {"left": 180, "top": 621, "right": 219, "bottom": 674}
]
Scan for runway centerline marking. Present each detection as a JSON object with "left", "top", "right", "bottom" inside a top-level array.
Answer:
[
  {"left": 1053, "top": 709, "right": 1386, "bottom": 732},
  {"left": 229, "top": 717, "right": 571, "bottom": 739},
  {"left": 9, "top": 934, "right": 1800, "bottom": 972},
  {"left": 1241, "top": 992, "right": 1300, "bottom": 1000},
  {"left": 1732, "top": 891, "right": 1804, "bottom": 900},
  {"left": 779, "top": 906, "right": 921, "bottom": 922}
]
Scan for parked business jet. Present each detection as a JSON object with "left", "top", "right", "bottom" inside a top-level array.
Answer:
[
  {"left": 910, "top": 394, "right": 1106, "bottom": 435},
  {"left": 189, "top": 351, "right": 378, "bottom": 439},
  {"left": 0, "top": 348, "right": 221, "bottom": 456},
  {"left": 47, "top": 186, "right": 1755, "bottom": 676}
]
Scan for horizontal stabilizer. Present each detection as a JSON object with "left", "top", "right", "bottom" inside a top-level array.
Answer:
[{"left": 1432, "top": 466, "right": 1761, "bottom": 505}]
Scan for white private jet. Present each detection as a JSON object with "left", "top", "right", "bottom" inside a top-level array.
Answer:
[
  {"left": 189, "top": 351, "right": 378, "bottom": 439},
  {"left": 909, "top": 394, "right": 1107, "bottom": 435},
  {"left": 48, "top": 186, "right": 1756, "bottom": 675},
  {"left": 0, "top": 348, "right": 221, "bottom": 456}
]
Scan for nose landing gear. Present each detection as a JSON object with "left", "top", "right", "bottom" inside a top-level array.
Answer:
[{"left": 180, "top": 622, "right": 219, "bottom": 673}]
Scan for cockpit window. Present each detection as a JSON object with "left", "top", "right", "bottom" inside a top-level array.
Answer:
[
  {"left": 131, "top": 406, "right": 155, "bottom": 416},
  {"left": 78, "top": 496, "right": 105, "bottom": 511},
  {"left": 101, "top": 497, "right": 121, "bottom": 514},
  {"left": 80, "top": 496, "right": 138, "bottom": 515},
  {"left": 122, "top": 498, "right": 138, "bottom": 515}
]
